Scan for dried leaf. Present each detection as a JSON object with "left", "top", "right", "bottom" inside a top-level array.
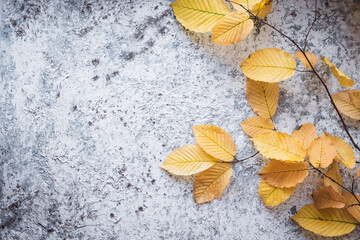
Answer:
[
  {"left": 192, "top": 125, "right": 237, "bottom": 162},
  {"left": 312, "top": 186, "right": 346, "bottom": 209},
  {"left": 324, "top": 132, "right": 356, "bottom": 169},
  {"left": 343, "top": 192, "right": 360, "bottom": 222},
  {"left": 252, "top": 131, "right": 307, "bottom": 162},
  {"left": 259, "top": 160, "right": 308, "bottom": 188},
  {"left": 253, "top": 0, "right": 273, "bottom": 18},
  {"left": 294, "top": 51, "right": 317, "bottom": 70},
  {"left": 212, "top": 12, "right": 253, "bottom": 45},
  {"left": 292, "top": 123, "right": 317, "bottom": 150},
  {"left": 258, "top": 179, "right": 296, "bottom": 206},
  {"left": 321, "top": 56, "right": 354, "bottom": 87},
  {"left": 160, "top": 144, "right": 217, "bottom": 175},
  {"left": 245, "top": 78, "right": 279, "bottom": 118},
  {"left": 332, "top": 90, "right": 360, "bottom": 120},
  {"left": 240, "top": 48, "right": 296, "bottom": 83},
  {"left": 324, "top": 162, "right": 343, "bottom": 194},
  {"left": 291, "top": 204, "right": 357, "bottom": 237},
  {"left": 240, "top": 116, "right": 274, "bottom": 137},
  {"left": 308, "top": 134, "right": 336, "bottom": 168},
  {"left": 170, "top": 0, "right": 231, "bottom": 33},
  {"left": 193, "top": 163, "right": 233, "bottom": 204}
]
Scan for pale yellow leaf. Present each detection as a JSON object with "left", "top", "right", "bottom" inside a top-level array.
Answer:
[
  {"left": 241, "top": 48, "right": 296, "bottom": 82},
  {"left": 308, "top": 134, "right": 336, "bottom": 168},
  {"left": 321, "top": 56, "right": 354, "bottom": 87},
  {"left": 258, "top": 179, "right": 296, "bottom": 206},
  {"left": 240, "top": 116, "right": 274, "bottom": 138},
  {"left": 343, "top": 192, "right": 360, "bottom": 222},
  {"left": 292, "top": 123, "right": 317, "bottom": 150},
  {"left": 212, "top": 12, "right": 253, "bottom": 45},
  {"left": 253, "top": 0, "right": 273, "bottom": 18},
  {"left": 231, "top": 0, "right": 262, "bottom": 12},
  {"left": 170, "top": 0, "right": 231, "bottom": 33},
  {"left": 312, "top": 186, "right": 346, "bottom": 209},
  {"left": 324, "top": 162, "right": 343, "bottom": 194},
  {"left": 291, "top": 204, "right": 357, "bottom": 237},
  {"left": 160, "top": 144, "right": 217, "bottom": 175},
  {"left": 245, "top": 78, "right": 279, "bottom": 118},
  {"left": 324, "top": 132, "right": 356, "bottom": 169},
  {"left": 193, "top": 163, "right": 233, "bottom": 204},
  {"left": 294, "top": 51, "right": 317, "bottom": 70},
  {"left": 259, "top": 160, "right": 308, "bottom": 188},
  {"left": 252, "top": 131, "right": 307, "bottom": 162},
  {"left": 193, "top": 125, "right": 237, "bottom": 162},
  {"left": 332, "top": 90, "right": 360, "bottom": 120}
]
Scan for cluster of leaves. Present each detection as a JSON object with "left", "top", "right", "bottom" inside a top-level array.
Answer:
[{"left": 162, "top": 0, "right": 360, "bottom": 237}]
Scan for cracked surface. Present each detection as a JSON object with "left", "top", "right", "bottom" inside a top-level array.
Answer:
[{"left": 0, "top": 0, "right": 360, "bottom": 239}]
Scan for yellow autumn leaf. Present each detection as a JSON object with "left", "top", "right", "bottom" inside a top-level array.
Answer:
[
  {"left": 193, "top": 163, "right": 233, "bottom": 204},
  {"left": 324, "top": 132, "right": 356, "bottom": 169},
  {"left": 160, "top": 144, "right": 217, "bottom": 175},
  {"left": 292, "top": 123, "right": 317, "bottom": 150},
  {"left": 321, "top": 56, "right": 354, "bottom": 87},
  {"left": 312, "top": 186, "right": 346, "bottom": 209},
  {"left": 170, "top": 0, "right": 231, "bottom": 33},
  {"left": 254, "top": 0, "right": 273, "bottom": 18},
  {"left": 192, "top": 125, "right": 237, "bottom": 162},
  {"left": 294, "top": 51, "right": 317, "bottom": 70},
  {"left": 332, "top": 90, "right": 360, "bottom": 120},
  {"left": 252, "top": 131, "right": 307, "bottom": 162},
  {"left": 241, "top": 48, "right": 296, "bottom": 82},
  {"left": 231, "top": 0, "right": 262, "bottom": 12},
  {"left": 245, "top": 78, "right": 279, "bottom": 118},
  {"left": 324, "top": 162, "right": 343, "bottom": 194},
  {"left": 343, "top": 191, "right": 360, "bottom": 222},
  {"left": 240, "top": 116, "right": 274, "bottom": 138},
  {"left": 258, "top": 179, "right": 296, "bottom": 206},
  {"left": 308, "top": 134, "right": 336, "bottom": 168},
  {"left": 291, "top": 204, "right": 357, "bottom": 237},
  {"left": 212, "top": 12, "right": 253, "bottom": 45},
  {"left": 259, "top": 160, "right": 308, "bottom": 188}
]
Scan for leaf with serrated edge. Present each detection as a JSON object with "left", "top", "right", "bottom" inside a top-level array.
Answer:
[
  {"left": 324, "top": 132, "right": 356, "bottom": 169},
  {"left": 212, "top": 12, "right": 253, "bottom": 45},
  {"left": 324, "top": 162, "right": 343, "bottom": 194},
  {"left": 291, "top": 204, "right": 357, "bottom": 237},
  {"left": 240, "top": 116, "right": 274, "bottom": 138},
  {"left": 193, "top": 125, "right": 237, "bottom": 162},
  {"left": 343, "top": 192, "right": 360, "bottom": 222},
  {"left": 170, "top": 0, "right": 231, "bottom": 33},
  {"left": 253, "top": 0, "right": 273, "bottom": 18},
  {"left": 308, "top": 134, "right": 336, "bottom": 168},
  {"left": 252, "top": 131, "right": 306, "bottom": 162},
  {"left": 332, "top": 90, "right": 360, "bottom": 120},
  {"left": 294, "top": 51, "right": 317, "bottom": 70},
  {"left": 259, "top": 160, "right": 308, "bottom": 188},
  {"left": 160, "top": 144, "right": 217, "bottom": 175},
  {"left": 258, "top": 179, "right": 296, "bottom": 206},
  {"left": 246, "top": 78, "right": 279, "bottom": 118},
  {"left": 241, "top": 48, "right": 296, "bottom": 83},
  {"left": 292, "top": 123, "right": 317, "bottom": 150},
  {"left": 312, "top": 186, "right": 346, "bottom": 209},
  {"left": 321, "top": 56, "right": 354, "bottom": 87},
  {"left": 193, "top": 163, "right": 233, "bottom": 204}
]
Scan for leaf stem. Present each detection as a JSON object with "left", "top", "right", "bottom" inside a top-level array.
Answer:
[{"left": 229, "top": 0, "right": 360, "bottom": 152}]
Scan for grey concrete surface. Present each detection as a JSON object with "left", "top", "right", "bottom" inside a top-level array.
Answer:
[{"left": 0, "top": 0, "right": 360, "bottom": 239}]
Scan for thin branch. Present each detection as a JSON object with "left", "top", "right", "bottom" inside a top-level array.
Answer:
[
  {"left": 303, "top": 0, "right": 317, "bottom": 51},
  {"left": 229, "top": 0, "right": 360, "bottom": 152},
  {"left": 309, "top": 162, "right": 360, "bottom": 204},
  {"left": 217, "top": 151, "right": 260, "bottom": 164}
]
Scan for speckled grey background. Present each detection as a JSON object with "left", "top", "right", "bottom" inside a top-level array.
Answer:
[{"left": 0, "top": 0, "right": 360, "bottom": 239}]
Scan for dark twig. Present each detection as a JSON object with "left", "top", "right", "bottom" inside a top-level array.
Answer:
[
  {"left": 233, "top": 151, "right": 259, "bottom": 163},
  {"left": 229, "top": 0, "right": 360, "bottom": 152},
  {"left": 303, "top": 0, "right": 317, "bottom": 51}
]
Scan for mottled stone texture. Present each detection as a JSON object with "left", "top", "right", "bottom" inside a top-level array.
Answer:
[{"left": 0, "top": 0, "right": 359, "bottom": 239}]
